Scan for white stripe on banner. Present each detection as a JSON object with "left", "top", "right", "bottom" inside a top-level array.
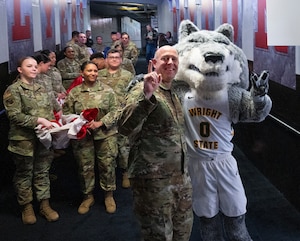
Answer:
[{"left": 0, "top": 0, "right": 9, "bottom": 64}]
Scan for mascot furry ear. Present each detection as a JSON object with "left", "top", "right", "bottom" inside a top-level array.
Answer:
[{"left": 215, "top": 23, "right": 234, "bottom": 42}]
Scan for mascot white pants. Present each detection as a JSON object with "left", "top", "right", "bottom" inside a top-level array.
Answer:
[{"left": 188, "top": 154, "right": 252, "bottom": 241}]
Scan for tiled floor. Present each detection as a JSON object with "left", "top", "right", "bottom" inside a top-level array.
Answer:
[{"left": 1, "top": 144, "right": 300, "bottom": 241}]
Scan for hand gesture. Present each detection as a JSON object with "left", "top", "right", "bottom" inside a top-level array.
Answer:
[
  {"left": 250, "top": 70, "right": 269, "bottom": 97},
  {"left": 143, "top": 60, "right": 162, "bottom": 99},
  {"left": 37, "top": 117, "right": 54, "bottom": 129}
]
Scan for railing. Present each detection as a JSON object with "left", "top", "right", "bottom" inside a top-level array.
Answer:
[
  {"left": 0, "top": 109, "right": 5, "bottom": 116},
  {"left": 268, "top": 114, "right": 300, "bottom": 136}
]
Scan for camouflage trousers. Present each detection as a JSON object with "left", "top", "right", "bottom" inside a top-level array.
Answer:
[
  {"left": 131, "top": 174, "right": 193, "bottom": 241},
  {"left": 10, "top": 140, "right": 54, "bottom": 205},
  {"left": 116, "top": 134, "right": 130, "bottom": 170},
  {"left": 71, "top": 134, "right": 118, "bottom": 195}
]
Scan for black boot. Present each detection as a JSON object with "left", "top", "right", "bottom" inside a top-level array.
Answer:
[
  {"left": 223, "top": 214, "right": 252, "bottom": 241},
  {"left": 199, "top": 213, "right": 226, "bottom": 241}
]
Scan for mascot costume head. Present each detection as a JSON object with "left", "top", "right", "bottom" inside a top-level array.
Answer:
[{"left": 174, "top": 19, "right": 272, "bottom": 123}]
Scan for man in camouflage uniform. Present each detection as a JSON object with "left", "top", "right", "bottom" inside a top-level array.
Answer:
[
  {"left": 66, "top": 30, "right": 79, "bottom": 46},
  {"left": 63, "top": 62, "right": 119, "bottom": 214},
  {"left": 114, "top": 44, "right": 136, "bottom": 75},
  {"left": 57, "top": 46, "right": 81, "bottom": 90},
  {"left": 118, "top": 46, "right": 193, "bottom": 241},
  {"left": 93, "top": 35, "right": 107, "bottom": 53},
  {"left": 98, "top": 49, "right": 134, "bottom": 189},
  {"left": 110, "top": 31, "right": 121, "bottom": 49},
  {"left": 3, "top": 57, "right": 61, "bottom": 224},
  {"left": 65, "top": 31, "right": 82, "bottom": 64},
  {"left": 120, "top": 32, "right": 139, "bottom": 65},
  {"left": 76, "top": 32, "right": 91, "bottom": 65}
]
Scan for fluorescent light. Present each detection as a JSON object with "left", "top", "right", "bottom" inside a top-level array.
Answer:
[{"left": 119, "top": 6, "right": 139, "bottom": 11}]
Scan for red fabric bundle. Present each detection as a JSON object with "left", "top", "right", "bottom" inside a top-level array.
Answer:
[
  {"left": 76, "top": 108, "right": 98, "bottom": 139},
  {"left": 82, "top": 108, "right": 98, "bottom": 122},
  {"left": 77, "top": 126, "right": 87, "bottom": 139}
]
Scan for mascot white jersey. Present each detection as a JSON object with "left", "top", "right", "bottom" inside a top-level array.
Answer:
[{"left": 184, "top": 90, "right": 233, "bottom": 158}]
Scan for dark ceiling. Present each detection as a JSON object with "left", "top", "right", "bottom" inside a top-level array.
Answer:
[{"left": 90, "top": 1, "right": 157, "bottom": 23}]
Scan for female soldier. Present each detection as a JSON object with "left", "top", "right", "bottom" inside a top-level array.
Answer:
[
  {"left": 3, "top": 57, "right": 61, "bottom": 224},
  {"left": 34, "top": 54, "right": 61, "bottom": 111},
  {"left": 41, "top": 49, "right": 66, "bottom": 103},
  {"left": 63, "top": 61, "right": 119, "bottom": 214}
]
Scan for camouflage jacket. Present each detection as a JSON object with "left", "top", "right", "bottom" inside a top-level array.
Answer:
[
  {"left": 3, "top": 78, "right": 59, "bottom": 141},
  {"left": 92, "top": 43, "right": 106, "bottom": 53},
  {"left": 111, "top": 40, "right": 121, "bottom": 49},
  {"left": 57, "top": 58, "right": 81, "bottom": 81},
  {"left": 123, "top": 41, "right": 139, "bottom": 65},
  {"left": 118, "top": 82, "right": 188, "bottom": 179},
  {"left": 97, "top": 68, "right": 133, "bottom": 107},
  {"left": 77, "top": 45, "right": 91, "bottom": 65},
  {"left": 35, "top": 73, "right": 61, "bottom": 111},
  {"left": 121, "top": 57, "right": 136, "bottom": 75},
  {"left": 63, "top": 80, "right": 119, "bottom": 140},
  {"left": 45, "top": 66, "right": 66, "bottom": 96}
]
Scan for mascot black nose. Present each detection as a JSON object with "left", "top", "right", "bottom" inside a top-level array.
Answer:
[{"left": 204, "top": 53, "right": 224, "bottom": 63}]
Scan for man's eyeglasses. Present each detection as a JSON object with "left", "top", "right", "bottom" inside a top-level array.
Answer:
[{"left": 107, "top": 56, "right": 121, "bottom": 59}]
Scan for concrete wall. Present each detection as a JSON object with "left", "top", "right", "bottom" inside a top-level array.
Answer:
[{"left": 90, "top": 16, "right": 118, "bottom": 47}]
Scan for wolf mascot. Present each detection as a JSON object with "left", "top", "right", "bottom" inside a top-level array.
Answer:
[{"left": 174, "top": 20, "right": 272, "bottom": 241}]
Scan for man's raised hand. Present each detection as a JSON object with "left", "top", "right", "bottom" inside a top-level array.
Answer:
[{"left": 143, "top": 60, "right": 162, "bottom": 99}]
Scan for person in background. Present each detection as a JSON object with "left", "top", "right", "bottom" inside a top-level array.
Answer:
[
  {"left": 57, "top": 46, "right": 81, "bottom": 90},
  {"left": 145, "top": 24, "right": 158, "bottom": 64},
  {"left": 77, "top": 32, "right": 91, "bottom": 64},
  {"left": 3, "top": 56, "right": 61, "bottom": 225},
  {"left": 65, "top": 31, "right": 82, "bottom": 64},
  {"left": 40, "top": 50, "right": 67, "bottom": 158},
  {"left": 120, "top": 32, "right": 139, "bottom": 66},
  {"left": 110, "top": 31, "right": 121, "bottom": 49},
  {"left": 92, "top": 35, "right": 107, "bottom": 54},
  {"left": 41, "top": 49, "right": 66, "bottom": 103},
  {"left": 67, "top": 52, "right": 106, "bottom": 93},
  {"left": 66, "top": 30, "right": 79, "bottom": 45},
  {"left": 118, "top": 45, "right": 193, "bottom": 241},
  {"left": 63, "top": 61, "right": 119, "bottom": 214},
  {"left": 98, "top": 49, "right": 134, "bottom": 189},
  {"left": 66, "top": 30, "right": 79, "bottom": 46},
  {"left": 33, "top": 54, "right": 61, "bottom": 111},
  {"left": 103, "top": 46, "right": 111, "bottom": 58},
  {"left": 34, "top": 53, "right": 65, "bottom": 161},
  {"left": 116, "top": 32, "right": 121, "bottom": 41},
  {"left": 157, "top": 33, "right": 169, "bottom": 48},
  {"left": 114, "top": 44, "right": 136, "bottom": 75},
  {"left": 90, "top": 52, "right": 107, "bottom": 71},
  {"left": 165, "top": 31, "right": 174, "bottom": 45},
  {"left": 85, "top": 30, "right": 94, "bottom": 48},
  {"left": 32, "top": 54, "right": 51, "bottom": 93}
]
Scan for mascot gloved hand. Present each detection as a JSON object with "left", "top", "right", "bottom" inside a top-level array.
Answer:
[{"left": 250, "top": 70, "right": 269, "bottom": 98}]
